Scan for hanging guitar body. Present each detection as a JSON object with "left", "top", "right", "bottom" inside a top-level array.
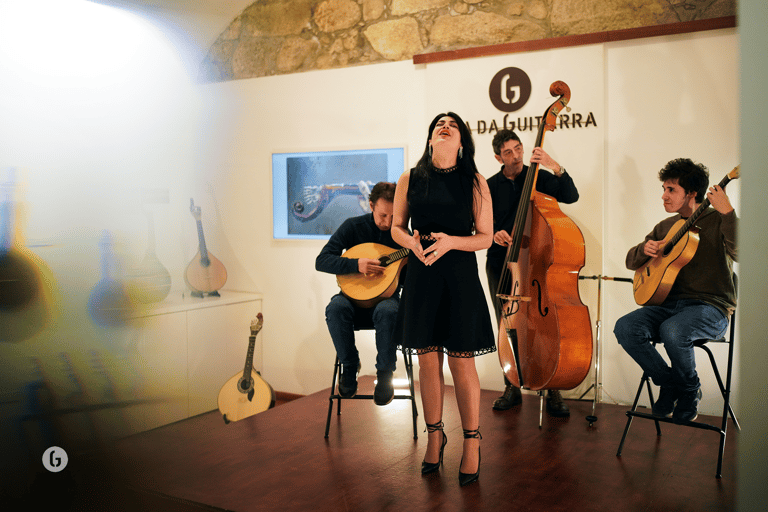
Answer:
[{"left": 496, "top": 81, "right": 593, "bottom": 392}]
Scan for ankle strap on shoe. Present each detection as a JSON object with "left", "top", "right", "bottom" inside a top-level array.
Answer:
[
  {"left": 463, "top": 428, "right": 482, "bottom": 439},
  {"left": 425, "top": 421, "right": 444, "bottom": 433}
]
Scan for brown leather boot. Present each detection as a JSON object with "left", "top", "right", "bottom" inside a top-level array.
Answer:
[
  {"left": 492, "top": 384, "right": 522, "bottom": 410},
  {"left": 546, "top": 390, "right": 570, "bottom": 417}
]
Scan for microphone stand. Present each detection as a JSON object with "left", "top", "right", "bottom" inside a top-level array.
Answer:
[{"left": 578, "top": 275, "right": 633, "bottom": 426}]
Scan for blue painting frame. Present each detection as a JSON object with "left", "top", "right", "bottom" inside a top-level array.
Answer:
[{"left": 272, "top": 147, "right": 405, "bottom": 240}]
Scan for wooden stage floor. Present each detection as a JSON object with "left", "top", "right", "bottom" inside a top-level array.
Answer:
[{"left": 83, "top": 376, "right": 735, "bottom": 511}]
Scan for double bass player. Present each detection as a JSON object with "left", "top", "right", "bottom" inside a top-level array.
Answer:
[{"left": 485, "top": 129, "right": 580, "bottom": 416}]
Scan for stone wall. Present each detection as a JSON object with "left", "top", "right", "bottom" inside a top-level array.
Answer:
[{"left": 200, "top": 0, "right": 735, "bottom": 82}]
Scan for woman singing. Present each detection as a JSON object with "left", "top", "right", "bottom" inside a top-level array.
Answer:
[{"left": 391, "top": 112, "right": 495, "bottom": 486}]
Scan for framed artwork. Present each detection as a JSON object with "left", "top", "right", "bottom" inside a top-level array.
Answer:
[{"left": 272, "top": 146, "right": 405, "bottom": 239}]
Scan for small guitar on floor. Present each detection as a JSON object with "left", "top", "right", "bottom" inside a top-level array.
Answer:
[
  {"left": 336, "top": 242, "right": 409, "bottom": 308},
  {"left": 185, "top": 198, "right": 227, "bottom": 298},
  {"left": 633, "top": 165, "right": 740, "bottom": 306},
  {"left": 218, "top": 313, "right": 275, "bottom": 423}
]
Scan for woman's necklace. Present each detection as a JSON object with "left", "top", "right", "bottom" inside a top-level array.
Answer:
[{"left": 432, "top": 163, "right": 458, "bottom": 174}]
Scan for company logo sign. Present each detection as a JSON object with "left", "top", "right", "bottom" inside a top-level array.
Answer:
[
  {"left": 489, "top": 67, "right": 532, "bottom": 113},
  {"left": 469, "top": 67, "right": 598, "bottom": 136}
]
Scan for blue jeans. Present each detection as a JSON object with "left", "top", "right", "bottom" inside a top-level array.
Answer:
[
  {"left": 614, "top": 299, "right": 728, "bottom": 393},
  {"left": 325, "top": 293, "right": 399, "bottom": 372}
]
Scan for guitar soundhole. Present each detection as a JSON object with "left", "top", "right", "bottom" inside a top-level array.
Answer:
[{"left": 238, "top": 380, "right": 248, "bottom": 392}]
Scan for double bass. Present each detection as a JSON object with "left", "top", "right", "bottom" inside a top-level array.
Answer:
[{"left": 496, "top": 81, "right": 593, "bottom": 392}]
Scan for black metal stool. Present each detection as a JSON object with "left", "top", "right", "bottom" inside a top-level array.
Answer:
[
  {"left": 616, "top": 310, "right": 740, "bottom": 478},
  {"left": 324, "top": 313, "right": 418, "bottom": 439}
]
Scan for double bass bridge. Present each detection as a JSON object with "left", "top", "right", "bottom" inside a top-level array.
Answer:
[{"left": 497, "top": 294, "right": 531, "bottom": 318}]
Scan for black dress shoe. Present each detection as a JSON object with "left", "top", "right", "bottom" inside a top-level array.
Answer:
[
  {"left": 673, "top": 389, "right": 702, "bottom": 422},
  {"left": 546, "top": 390, "right": 570, "bottom": 417},
  {"left": 458, "top": 428, "right": 481, "bottom": 486},
  {"left": 492, "top": 384, "right": 522, "bottom": 410},
  {"left": 338, "top": 363, "right": 360, "bottom": 398},
  {"left": 374, "top": 371, "right": 394, "bottom": 406},
  {"left": 421, "top": 421, "right": 447, "bottom": 474},
  {"left": 652, "top": 385, "right": 679, "bottom": 417}
]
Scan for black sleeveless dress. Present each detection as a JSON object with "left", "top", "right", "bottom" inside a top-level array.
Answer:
[{"left": 395, "top": 168, "right": 496, "bottom": 358}]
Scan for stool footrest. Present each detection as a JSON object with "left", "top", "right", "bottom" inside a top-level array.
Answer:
[{"left": 625, "top": 410, "right": 726, "bottom": 435}]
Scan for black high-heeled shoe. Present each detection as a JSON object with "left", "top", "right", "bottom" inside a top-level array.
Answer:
[
  {"left": 458, "top": 428, "right": 482, "bottom": 486},
  {"left": 421, "top": 421, "right": 447, "bottom": 474}
]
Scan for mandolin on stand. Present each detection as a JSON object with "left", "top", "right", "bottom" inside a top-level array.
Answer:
[{"left": 184, "top": 198, "right": 227, "bottom": 298}]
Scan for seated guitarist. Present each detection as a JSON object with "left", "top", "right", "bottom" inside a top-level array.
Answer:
[
  {"left": 614, "top": 158, "right": 737, "bottom": 422},
  {"left": 315, "top": 181, "right": 402, "bottom": 406}
]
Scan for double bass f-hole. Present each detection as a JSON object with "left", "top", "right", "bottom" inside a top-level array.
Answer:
[{"left": 532, "top": 279, "right": 549, "bottom": 317}]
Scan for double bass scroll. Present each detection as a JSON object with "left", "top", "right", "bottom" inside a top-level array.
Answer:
[{"left": 495, "top": 81, "right": 593, "bottom": 392}]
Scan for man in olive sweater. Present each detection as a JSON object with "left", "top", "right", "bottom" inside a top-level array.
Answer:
[{"left": 614, "top": 158, "right": 737, "bottom": 422}]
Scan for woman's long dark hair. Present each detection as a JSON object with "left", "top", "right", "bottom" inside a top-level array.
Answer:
[{"left": 410, "top": 112, "right": 483, "bottom": 227}]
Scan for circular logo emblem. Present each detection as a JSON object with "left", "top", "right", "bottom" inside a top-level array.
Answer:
[
  {"left": 43, "top": 446, "right": 69, "bottom": 472},
  {"left": 489, "top": 67, "right": 532, "bottom": 113}
]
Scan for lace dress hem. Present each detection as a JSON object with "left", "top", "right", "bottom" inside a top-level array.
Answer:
[{"left": 397, "top": 345, "right": 497, "bottom": 358}]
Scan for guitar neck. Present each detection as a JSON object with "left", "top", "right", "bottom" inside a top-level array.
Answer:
[
  {"left": 381, "top": 247, "right": 410, "bottom": 266},
  {"left": 242, "top": 335, "right": 256, "bottom": 379},
  {"left": 666, "top": 173, "right": 733, "bottom": 250},
  {"left": 196, "top": 219, "right": 210, "bottom": 265}
]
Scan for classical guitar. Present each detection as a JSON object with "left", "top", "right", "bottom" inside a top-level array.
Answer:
[
  {"left": 218, "top": 313, "right": 275, "bottom": 423},
  {"left": 336, "top": 242, "right": 409, "bottom": 308},
  {"left": 185, "top": 198, "right": 227, "bottom": 297},
  {"left": 633, "top": 165, "right": 740, "bottom": 306}
]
